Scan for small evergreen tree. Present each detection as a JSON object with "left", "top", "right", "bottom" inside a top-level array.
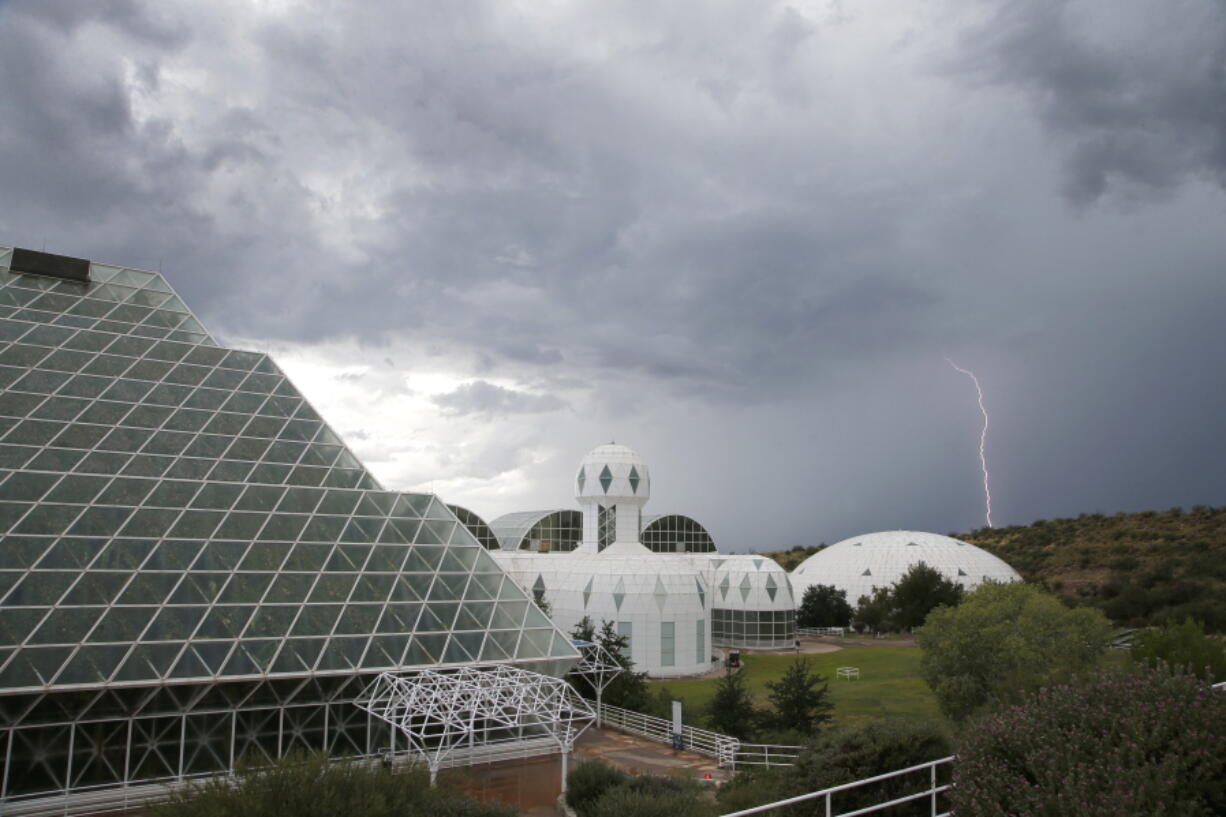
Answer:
[
  {"left": 706, "top": 667, "right": 760, "bottom": 739},
  {"left": 594, "top": 619, "right": 651, "bottom": 711},
  {"left": 764, "top": 658, "right": 832, "bottom": 735},
  {"left": 568, "top": 616, "right": 599, "bottom": 700},
  {"left": 797, "top": 584, "right": 853, "bottom": 628}
]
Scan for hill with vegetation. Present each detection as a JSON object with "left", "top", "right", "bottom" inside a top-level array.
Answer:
[{"left": 763, "top": 505, "right": 1226, "bottom": 631}]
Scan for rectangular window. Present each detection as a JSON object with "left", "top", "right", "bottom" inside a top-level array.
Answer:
[
  {"left": 696, "top": 619, "right": 705, "bottom": 664},
  {"left": 617, "top": 621, "right": 632, "bottom": 657},
  {"left": 660, "top": 621, "right": 675, "bottom": 667}
]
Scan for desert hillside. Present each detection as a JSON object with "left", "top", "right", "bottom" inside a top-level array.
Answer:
[{"left": 765, "top": 505, "right": 1226, "bottom": 631}]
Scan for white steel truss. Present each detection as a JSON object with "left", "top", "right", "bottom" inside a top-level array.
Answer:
[
  {"left": 355, "top": 665, "right": 596, "bottom": 786},
  {"left": 564, "top": 639, "right": 622, "bottom": 726}
]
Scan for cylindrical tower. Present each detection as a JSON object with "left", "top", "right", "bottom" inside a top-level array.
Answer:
[{"left": 575, "top": 443, "right": 650, "bottom": 553}]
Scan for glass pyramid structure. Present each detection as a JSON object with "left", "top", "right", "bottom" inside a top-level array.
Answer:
[{"left": 0, "top": 245, "right": 577, "bottom": 803}]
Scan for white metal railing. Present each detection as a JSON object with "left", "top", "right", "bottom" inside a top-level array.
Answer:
[
  {"left": 797, "top": 627, "right": 847, "bottom": 638},
  {"left": 1214, "top": 681, "right": 1226, "bottom": 690},
  {"left": 730, "top": 743, "right": 803, "bottom": 767},
  {"left": 718, "top": 755, "right": 956, "bottom": 817},
  {"left": 595, "top": 703, "right": 799, "bottom": 768}
]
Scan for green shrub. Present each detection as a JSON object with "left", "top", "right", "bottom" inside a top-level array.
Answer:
[
  {"left": 917, "top": 582, "right": 1112, "bottom": 721},
  {"left": 1130, "top": 618, "right": 1226, "bottom": 683},
  {"left": 151, "top": 752, "right": 515, "bottom": 817},
  {"left": 716, "top": 721, "right": 952, "bottom": 817},
  {"left": 588, "top": 775, "right": 713, "bottom": 817},
  {"left": 566, "top": 760, "right": 628, "bottom": 817},
  {"left": 953, "top": 665, "right": 1226, "bottom": 816}
]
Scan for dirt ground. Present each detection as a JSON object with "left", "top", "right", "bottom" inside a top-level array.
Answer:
[{"left": 448, "top": 727, "right": 727, "bottom": 817}]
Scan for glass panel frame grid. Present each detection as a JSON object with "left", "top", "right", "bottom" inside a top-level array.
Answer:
[
  {"left": 710, "top": 608, "right": 797, "bottom": 649},
  {"left": 641, "top": 514, "right": 716, "bottom": 553}
]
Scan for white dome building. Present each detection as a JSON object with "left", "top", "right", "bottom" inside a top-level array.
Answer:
[
  {"left": 486, "top": 444, "right": 714, "bottom": 677},
  {"left": 790, "top": 530, "right": 1022, "bottom": 606},
  {"left": 491, "top": 544, "right": 711, "bottom": 677},
  {"left": 710, "top": 555, "right": 796, "bottom": 649},
  {"left": 575, "top": 443, "right": 650, "bottom": 553}
]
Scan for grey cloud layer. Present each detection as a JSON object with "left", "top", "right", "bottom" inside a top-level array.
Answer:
[{"left": 2, "top": 0, "right": 1225, "bottom": 544}]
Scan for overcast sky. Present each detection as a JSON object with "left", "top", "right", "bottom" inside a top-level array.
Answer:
[{"left": 2, "top": 0, "right": 1224, "bottom": 551}]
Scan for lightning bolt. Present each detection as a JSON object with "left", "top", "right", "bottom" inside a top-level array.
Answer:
[{"left": 946, "top": 357, "right": 993, "bottom": 528}]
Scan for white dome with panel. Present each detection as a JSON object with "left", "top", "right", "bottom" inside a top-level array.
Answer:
[
  {"left": 575, "top": 443, "right": 650, "bottom": 553},
  {"left": 490, "top": 543, "right": 711, "bottom": 677},
  {"left": 790, "top": 530, "right": 1022, "bottom": 606},
  {"left": 463, "top": 443, "right": 799, "bottom": 675},
  {"left": 709, "top": 555, "right": 797, "bottom": 649}
]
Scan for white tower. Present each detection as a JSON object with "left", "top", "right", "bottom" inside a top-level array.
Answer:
[{"left": 575, "top": 443, "right": 650, "bottom": 553}]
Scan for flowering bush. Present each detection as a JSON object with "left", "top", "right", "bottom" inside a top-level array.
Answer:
[{"left": 952, "top": 665, "right": 1226, "bottom": 816}]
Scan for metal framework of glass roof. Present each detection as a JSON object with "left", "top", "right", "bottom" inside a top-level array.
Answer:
[{"left": 0, "top": 246, "right": 578, "bottom": 807}]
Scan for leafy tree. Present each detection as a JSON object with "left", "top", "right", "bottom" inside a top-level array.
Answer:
[
  {"left": 152, "top": 751, "right": 515, "bottom": 817},
  {"left": 716, "top": 721, "right": 952, "bottom": 817},
  {"left": 852, "top": 586, "right": 893, "bottom": 633},
  {"left": 797, "top": 584, "right": 853, "bottom": 628},
  {"left": 953, "top": 664, "right": 1226, "bottom": 817},
  {"left": 889, "top": 562, "right": 963, "bottom": 630},
  {"left": 706, "top": 667, "right": 760, "bottom": 740},
  {"left": 764, "top": 658, "right": 832, "bottom": 736},
  {"left": 917, "top": 582, "right": 1113, "bottom": 721},
  {"left": 1130, "top": 618, "right": 1226, "bottom": 683},
  {"left": 593, "top": 619, "right": 651, "bottom": 711}
]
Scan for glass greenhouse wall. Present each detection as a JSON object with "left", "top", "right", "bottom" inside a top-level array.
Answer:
[
  {"left": 640, "top": 514, "right": 716, "bottom": 553},
  {"left": 0, "top": 247, "right": 577, "bottom": 804}
]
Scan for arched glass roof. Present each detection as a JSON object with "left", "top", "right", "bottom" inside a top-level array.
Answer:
[
  {"left": 641, "top": 513, "right": 716, "bottom": 553},
  {"left": 447, "top": 504, "right": 500, "bottom": 550},
  {"left": 488, "top": 509, "right": 582, "bottom": 552}
]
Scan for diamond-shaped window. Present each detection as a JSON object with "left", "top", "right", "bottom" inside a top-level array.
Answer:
[
  {"left": 653, "top": 576, "right": 668, "bottom": 613},
  {"left": 739, "top": 575, "right": 752, "bottom": 603},
  {"left": 628, "top": 466, "right": 640, "bottom": 494},
  {"left": 577, "top": 467, "right": 585, "bottom": 493},
  {"left": 599, "top": 465, "right": 612, "bottom": 493}
]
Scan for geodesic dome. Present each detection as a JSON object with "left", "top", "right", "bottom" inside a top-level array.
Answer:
[
  {"left": 790, "top": 530, "right": 1022, "bottom": 606},
  {"left": 706, "top": 554, "right": 795, "bottom": 648}
]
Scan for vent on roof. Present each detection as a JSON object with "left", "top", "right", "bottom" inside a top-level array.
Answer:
[{"left": 11, "top": 247, "right": 91, "bottom": 283}]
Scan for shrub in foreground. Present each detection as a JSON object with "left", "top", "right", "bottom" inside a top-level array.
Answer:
[
  {"left": 917, "top": 581, "right": 1112, "bottom": 721},
  {"left": 716, "top": 720, "right": 952, "bottom": 817},
  {"left": 953, "top": 665, "right": 1226, "bottom": 817},
  {"left": 566, "top": 760, "right": 628, "bottom": 817},
  {"left": 588, "top": 774, "right": 714, "bottom": 817},
  {"left": 152, "top": 751, "right": 515, "bottom": 817},
  {"left": 1130, "top": 617, "right": 1226, "bottom": 683}
]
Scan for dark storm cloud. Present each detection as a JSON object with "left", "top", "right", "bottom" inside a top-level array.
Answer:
[
  {"left": 2, "top": 0, "right": 1226, "bottom": 545},
  {"left": 433, "top": 381, "right": 566, "bottom": 418},
  {"left": 964, "top": 0, "right": 1226, "bottom": 203}
]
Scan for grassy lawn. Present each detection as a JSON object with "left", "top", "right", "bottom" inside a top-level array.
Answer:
[{"left": 648, "top": 646, "right": 946, "bottom": 732}]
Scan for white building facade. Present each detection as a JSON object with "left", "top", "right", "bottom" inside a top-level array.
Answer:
[{"left": 477, "top": 444, "right": 796, "bottom": 676}]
